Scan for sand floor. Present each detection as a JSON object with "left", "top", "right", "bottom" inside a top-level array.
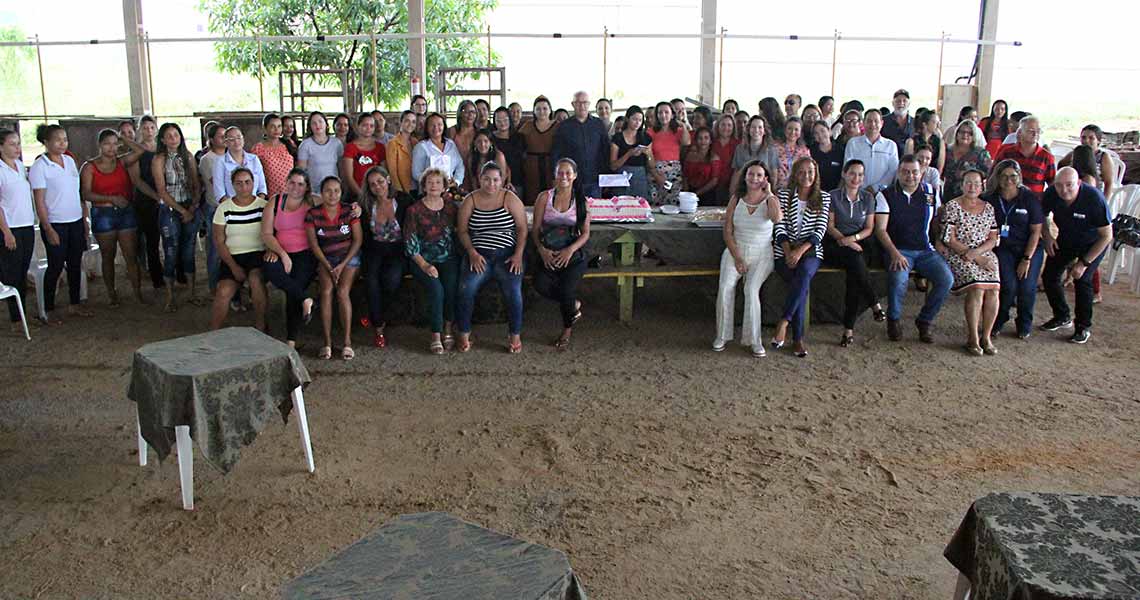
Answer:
[{"left": 1, "top": 271, "right": 1138, "bottom": 599}]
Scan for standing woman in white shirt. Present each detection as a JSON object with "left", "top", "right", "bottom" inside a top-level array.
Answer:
[
  {"left": 30, "top": 124, "right": 91, "bottom": 323},
  {"left": 713, "top": 160, "right": 781, "bottom": 357},
  {"left": 0, "top": 129, "right": 37, "bottom": 329}
]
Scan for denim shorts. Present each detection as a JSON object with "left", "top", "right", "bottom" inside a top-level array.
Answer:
[
  {"left": 327, "top": 252, "right": 362, "bottom": 269},
  {"left": 91, "top": 205, "right": 138, "bottom": 234}
]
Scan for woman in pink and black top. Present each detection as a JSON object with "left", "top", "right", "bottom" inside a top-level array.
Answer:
[
  {"left": 647, "top": 101, "right": 691, "bottom": 205},
  {"left": 532, "top": 158, "right": 591, "bottom": 350},
  {"left": 307, "top": 176, "right": 363, "bottom": 360},
  {"left": 774, "top": 117, "right": 811, "bottom": 189},
  {"left": 261, "top": 168, "right": 317, "bottom": 348},
  {"left": 251, "top": 113, "right": 295, "bottom": 198}
]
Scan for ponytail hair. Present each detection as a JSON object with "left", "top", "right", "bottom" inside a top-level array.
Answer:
[{"left": 36, "top": 124, "right": 63, "bottom": 145}]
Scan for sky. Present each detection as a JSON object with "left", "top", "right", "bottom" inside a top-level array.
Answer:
[{"left": 2, "top": 0, "right": 1137, "bottom": 134}]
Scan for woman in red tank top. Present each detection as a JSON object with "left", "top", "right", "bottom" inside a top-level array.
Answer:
[{"left": 80, "top": 128, "right": 143, "bottom": 306}]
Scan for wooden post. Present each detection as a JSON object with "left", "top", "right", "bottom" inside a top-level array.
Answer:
[
  {"left": 717, "top": 27, "right": 725, "bottom": 108},
  {"left": 602, "top": 27, "right": 608, "bottom": 98},
  {"left": 145, "top": 32, "right": 155, "bottom": 115},
  {"left": 257, "top": 37, "right": 265, "bottom": 112},
  {"left": 830, "top": 30, "right": 838, "bottom": 99},
  {"left": 977, "top": 0, "right": 1001, "bottom": 114},
  {"left": 33, "top": 35, "right": 48, "bottom": 122},
  {"left": 936, "top": 31, "right": 946, "bottom": 112},
  {"left": 371, "top": 34, "right": 378, "bottom": 106},
  {"left": 698, "top": 0, "right": 717, "bottom": 105}
]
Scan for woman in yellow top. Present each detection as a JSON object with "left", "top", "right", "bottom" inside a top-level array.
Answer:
[{"left": 386, "top": 110, "right": 418, "bottom": 198}]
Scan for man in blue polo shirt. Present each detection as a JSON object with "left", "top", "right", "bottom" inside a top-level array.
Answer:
[
  {"left": 874, "top": 155, "right": 953, "bottom": 342},
  {"left": 1039, "top": 167, "right": 1113, "bottom": 344}
]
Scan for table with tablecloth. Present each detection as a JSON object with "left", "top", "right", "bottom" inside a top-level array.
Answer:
[
  {"left": 128, "top": 327, "right": 312, "bottom": 473},
  {"left": 282, "top": 512, "right": 587, "bottom": 599},
  {"left": 944, "top": 492, "right": 1140, "bottom": 600}
]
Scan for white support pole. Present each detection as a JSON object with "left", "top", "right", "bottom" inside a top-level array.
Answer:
[
  {"left": 121, "top": 0, "right": 152, "bottom": 116},
  {"left": 175, "top": 425, "right": 194, "bottom": 510},
  {"left": 698, "top": 0, "right": 717, "bottom": 105},
  {"left": 976, "top": 0, "right": 1000, "bottom": 114},
  {"left": 292, "top": 386, "right": 315, "bottom": 473},
  {"left": 407, "top": 0, "right": 427, "bottom": 100}
]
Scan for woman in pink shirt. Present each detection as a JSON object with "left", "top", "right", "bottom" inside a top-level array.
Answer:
[
  {"left": 260, "top": 168, "right": 317, "bottom": 347},
  {"left": 646, "top": 101, "right": 691, "bottom": 205}
]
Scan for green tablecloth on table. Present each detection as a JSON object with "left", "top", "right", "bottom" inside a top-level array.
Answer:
[
  {"left": 128, "top": 327, "right": 311, "bottom": 473},
  {"left": 282, "top": 512, "right": 587, "bottom": 600},
  {"left": 945, "top": 492, "right": 1140, "bottom": 600}
]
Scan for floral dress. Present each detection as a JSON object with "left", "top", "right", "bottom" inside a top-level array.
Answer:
[{"left": 941, "top": 199, "right": 1000, "bottom": 294}]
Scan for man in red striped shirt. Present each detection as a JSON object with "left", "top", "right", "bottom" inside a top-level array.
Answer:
[{"left": 993, "top": 116, "right": 1056, "bottom": 198}]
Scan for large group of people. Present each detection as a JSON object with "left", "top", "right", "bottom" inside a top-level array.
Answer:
[{"left": 0, "top": 87, "right": 1118, "bottom": 357}]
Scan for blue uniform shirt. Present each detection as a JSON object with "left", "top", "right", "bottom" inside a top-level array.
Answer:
[{"left": 1042, "top": 183, "right": 1110, "bottom": 250}]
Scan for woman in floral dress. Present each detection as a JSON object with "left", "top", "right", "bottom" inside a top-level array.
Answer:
[{"left": 940, "top": 168, "right": 1000, "bottom": 356}]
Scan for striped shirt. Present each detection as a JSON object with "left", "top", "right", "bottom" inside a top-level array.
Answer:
[
  {"left": 306, "top": 202, "right": 359, "bottom": 263},
  {"left": 213, "top": 196, "right": 267, "bottom": 255},
  {"left": 773, "top": 189, "right": 831, "bottom": 260},
  {"left": 993, "top": 143, "right": 1056, "bottom": 197},
  {"left": 467, "top": 205, "right": 517, "bottom": 251}
]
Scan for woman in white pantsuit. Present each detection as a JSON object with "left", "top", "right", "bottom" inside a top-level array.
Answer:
[{"left": 714, "top": 160, "right": 782, "bottom": 357}]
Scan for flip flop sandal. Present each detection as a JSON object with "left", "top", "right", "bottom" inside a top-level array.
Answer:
[
  {"left": 442, "top": 334, "right": 455, "bottom": 351},
  {"left": 318, "top": 346, "right": 333, "bottom": 360},
  {"left": 341, "top": 346, "right": 355, "bottom": 361},
  {"left": 457, "top": 338, "right": 472, "bottom": 353},
  {"left": 429, "top": 341, "right": 445, "bottom": 355},
  {"left": 508, "top": 339, "right": 522, "bottom": 354}
]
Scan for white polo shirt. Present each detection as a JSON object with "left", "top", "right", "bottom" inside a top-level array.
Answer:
[
  {"left": 0, "top": 158, "right": 35, "bottom": 228},
  {"left": 28, "top": 154, "right": 83, "bottom": 223}
]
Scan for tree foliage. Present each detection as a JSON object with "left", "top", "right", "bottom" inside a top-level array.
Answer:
[{"left": 199, "top": 0, "right": 497, "bottom": 109}]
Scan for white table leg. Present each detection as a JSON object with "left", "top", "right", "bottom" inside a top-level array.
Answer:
[
  {"left": 174, "top": 425, "right": 194, "bottom": 510},
  {"left": 292, "top": 386, "right": 315, "bottom": 473},
  {"left": 952, "top": 572, "right": 971, "bottom": 600},
  {"left": 136, "top": 409, "right": 147, "bottom": 467}
]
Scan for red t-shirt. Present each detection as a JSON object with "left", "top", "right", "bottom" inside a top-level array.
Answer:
[
  {"left": 343, "top": 142, "right": 386, "bottom": 186},
  {"left": 647, "top": 127, "right": 684, "bottom": 162},
  {"left": 710, "top": 138, "right": 738, "bottom": 185}
]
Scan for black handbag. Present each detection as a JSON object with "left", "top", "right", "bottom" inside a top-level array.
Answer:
[{"left": 1111, "top": 214, "right": 1140, "bottom": 249}]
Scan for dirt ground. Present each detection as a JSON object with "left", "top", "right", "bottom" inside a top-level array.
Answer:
[{"left": 1, "top": 269, "right": 1138, "bottom": 600}]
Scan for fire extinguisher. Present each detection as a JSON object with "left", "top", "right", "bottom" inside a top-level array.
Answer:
[{"left": 410, "top": 75, "right": 422, "bottom": 97}]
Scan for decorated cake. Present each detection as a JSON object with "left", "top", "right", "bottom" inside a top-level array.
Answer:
[{"left": 586, "top": 196, "right": 653, "bottom": 223}]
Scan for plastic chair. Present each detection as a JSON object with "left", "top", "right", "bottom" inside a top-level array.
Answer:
[
  {"left": 30, "top": 225, "right": 89, "bottom": 320},
  {"left": 0, "top": 284, "right": 30, "bottom": 340},
  {"left": 1105, "top": 184, "right": 1140, "bottom": 287}
]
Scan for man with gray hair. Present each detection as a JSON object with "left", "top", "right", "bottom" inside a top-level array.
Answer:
[
  {"left": 993, "top": 115, "right": 1056, "bottom": 198},
  {"left": 551, "top": 91, "right": 610, "bottom": 197},
  {"left": 1038, "top": 167, "right": 1112, "bottom": 343}
]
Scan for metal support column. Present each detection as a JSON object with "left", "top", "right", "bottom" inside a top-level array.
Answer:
[
  {"left": 407, "top": 0, "right": 427, "bottom": 99},
  {"left": 698, "top": 0, "right": 717, "bottom": 105},
  {"left": 122, "top": 0, "right": 152, "bottom": 116},
  {"left": 976, "top": 0, "right": 1000, "bottom": 113}
]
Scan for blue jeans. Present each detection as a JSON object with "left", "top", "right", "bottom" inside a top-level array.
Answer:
[
  {"left": 263, "top": 250, "right": 317, "bottom": 342},
  {"left": 160, "top": 205, "right": 200, "bottom": 282},
  {"left": 199, "top": 202, "right": 220, "bottom": 291},
  {"left": 625, "top": 166, "right": 650, "bottom": 200},
  {"left": 775, "top": 255, "right": 821, "bottom": 342},
  {"left": 886, "top": 249, "right": 952, "bottom": 323},
  {"left": 994, "top": 246, "right": 1044, "bottom": 336},
  {"left": 456, "top": 246, "right": 524, "bottom": 335},
  {"left": 410, "top": 257, "right": 459, "bottom": 333}
]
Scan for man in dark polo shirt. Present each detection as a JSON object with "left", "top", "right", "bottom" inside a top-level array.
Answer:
[
  {"left": 1039, "top": 167, "right": 1113, "bottom": 344},
  {"left": 551, "top": 90, "right": 610, "bottom": 197},
  {"left": 874, "top": 155, "right": 953, "bottom": 342},
  {"left": 880, "top": 89, "right": 915, "bottom": 155},
  {"left": 993, "top": 116, "right": 1056, "bottom": 198}
]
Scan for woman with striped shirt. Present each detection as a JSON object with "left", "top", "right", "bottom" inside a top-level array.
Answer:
[
  {"left": 771, "top": 157, "right": 831, "bottom": 357},
  {"left": 209, "top": 167, "right": 268, "bottom": 331},
  {"left": 454, "top": 162, "right": 528, "bottom": 353},
  {"left": 307, "top": 176, "right": 363, "bottom": 360}
]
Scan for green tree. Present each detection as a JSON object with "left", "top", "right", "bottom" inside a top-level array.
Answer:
[{"left": 199, "top": 0, "right": 498, "bottom": 109}]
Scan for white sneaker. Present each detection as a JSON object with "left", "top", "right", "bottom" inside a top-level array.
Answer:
[
  {"left": 712, "top": 338, "right": 727, "bottom": 352},
  {"left": 752, "top": 345, "right": 766, "bottom": 358}
]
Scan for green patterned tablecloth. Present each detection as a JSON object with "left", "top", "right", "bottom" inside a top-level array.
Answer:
[
  {"left": 945, "top": 492, "right": 1140, "bottom": 600},
  {"left": 282, "top": 512, "right": 587, "bottom": 599},
  {"left": 128, "top": 327, "right": 311, "bottom": 473}
]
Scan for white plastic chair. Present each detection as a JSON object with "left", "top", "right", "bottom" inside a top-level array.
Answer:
[
  {"left": 1105, "top": 185, "right": 1140, "bottom": 287},
  {"left": 0, "top": 284, "right": 30, "bottom": 340}
]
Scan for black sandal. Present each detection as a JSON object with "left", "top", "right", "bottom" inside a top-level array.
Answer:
[
  {"left": 840, "top": 334, "right": 854, "bottom": 348},
  {"left": 872, "top": 306, "right": 886, "bottom": 322}
]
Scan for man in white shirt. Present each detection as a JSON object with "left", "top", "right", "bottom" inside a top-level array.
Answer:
[{"left": 844, "top": 110, "right": 899, "bottom": 193}]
